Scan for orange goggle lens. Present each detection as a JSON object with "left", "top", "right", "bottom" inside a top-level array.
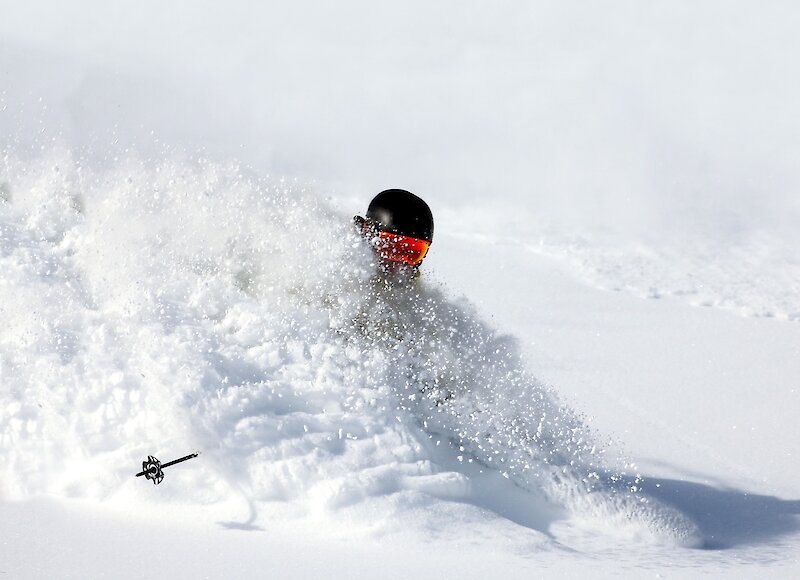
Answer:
[{"left": 375, "top": 232, "right": 430, "bottom": 265}]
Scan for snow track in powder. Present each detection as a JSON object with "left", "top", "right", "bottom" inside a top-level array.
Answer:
[{"left": 0, "top": 149, "right": 700, "bottom": 547}]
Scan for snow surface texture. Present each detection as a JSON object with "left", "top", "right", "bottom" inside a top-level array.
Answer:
[
  {"left": 439, "top": 209, "right": 800, "bottom": 324},
  {"left": 0, "top": 150, "right": 701, "bottom": 547},
  {"left": 530, "top": 231, "right": 800, "bottom": 322}
]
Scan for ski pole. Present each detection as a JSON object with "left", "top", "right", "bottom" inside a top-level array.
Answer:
[{"left": 136, "top": 452, "right": 200, "bottom": 485}]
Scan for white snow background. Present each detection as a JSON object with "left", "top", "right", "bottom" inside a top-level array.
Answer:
[{"left": 1, "top": 1, "right": 799, "bottom": 578}]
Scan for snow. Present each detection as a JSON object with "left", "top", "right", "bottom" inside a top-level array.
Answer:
[{"left": 2, "top": 2, "right": 800, "bottom": 578}]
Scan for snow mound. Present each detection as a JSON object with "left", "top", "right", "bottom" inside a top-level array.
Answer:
[{"left": 0, "top": 149, "right": 700, "bottom": 547}]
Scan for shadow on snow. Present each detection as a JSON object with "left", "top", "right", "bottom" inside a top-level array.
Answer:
[{"left": 641, "top": 477, "right": 800, "bottom": 550}]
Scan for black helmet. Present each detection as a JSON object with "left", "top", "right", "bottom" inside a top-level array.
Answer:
[
  {"left": 366, "top": 189, "right": 434, "bottom": 244},
  {"left": 353, "top": 189, "right": 434, "bottom": 268}
]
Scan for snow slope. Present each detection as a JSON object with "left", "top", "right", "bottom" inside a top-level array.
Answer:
[
  {"left": 2, "top": 149, "right": 798, "bottom": 578},
  {"left": 2, "top": 1, "right": 800, "bottom": 578},
  {"left": 1, "top": 151, "right": 699, "bottom": 542}
]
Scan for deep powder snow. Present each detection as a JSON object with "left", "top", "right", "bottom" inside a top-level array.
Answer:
[{"left": 0, "top": 150, "right": 700, "bottom": 546}]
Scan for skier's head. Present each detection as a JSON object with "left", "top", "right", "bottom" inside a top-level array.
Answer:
[{"left": 354, "top": 189, "right": 434, "bottom": 269}]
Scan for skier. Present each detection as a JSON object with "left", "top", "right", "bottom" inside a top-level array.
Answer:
[{"left": 353, "top": 189, "right": 434, "bottom": 276}]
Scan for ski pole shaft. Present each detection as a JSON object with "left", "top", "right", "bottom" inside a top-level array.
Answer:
[{"left": 161, "top": 452, "right": 200, "bottom": 469}]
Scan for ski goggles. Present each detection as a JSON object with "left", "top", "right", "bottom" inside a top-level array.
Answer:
[{"left": 373, "top": 231, "right": 430, "bottom": 266}]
